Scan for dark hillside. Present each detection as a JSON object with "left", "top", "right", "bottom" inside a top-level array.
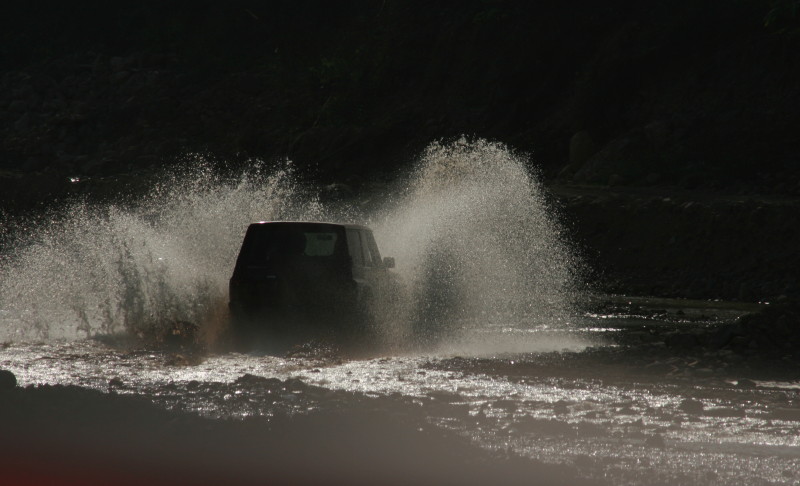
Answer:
[
  {"left": 1, "top": 1, "right": 798, "bottom": 300},
  {"left": 3, "top": 1, "right": 798, "bottom": 186}
]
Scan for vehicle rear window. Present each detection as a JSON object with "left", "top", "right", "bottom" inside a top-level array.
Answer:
[
  {"left": 303, "top": 232, "right": 339, "bottom": 256},
  {"left": 239, "top": 224, "right": 345, "bottom": 265}
]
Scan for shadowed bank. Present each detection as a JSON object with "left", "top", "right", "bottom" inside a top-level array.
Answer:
[{"left": 0, "top": 380, "right": 591, "bottom": 486}]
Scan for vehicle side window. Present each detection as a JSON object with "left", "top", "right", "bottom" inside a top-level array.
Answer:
[
  {"left": 360, "top": 230, "right": 383, "bottom": 267},
  {"left": 346, "top": 229, "right": 364, "bottom": 266}
]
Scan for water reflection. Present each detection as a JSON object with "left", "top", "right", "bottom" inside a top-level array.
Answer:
[{"left": 2, "top": 298, "right": 798, "bottom": 485}]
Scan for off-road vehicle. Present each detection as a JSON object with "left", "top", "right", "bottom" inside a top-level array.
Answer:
[{"left": 228, "top": 221, "right": 397, "bottom": 341}]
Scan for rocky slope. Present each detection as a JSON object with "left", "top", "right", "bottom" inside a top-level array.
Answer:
[{"left": 556, "top": 185, "right": 799, "bottom": 301}]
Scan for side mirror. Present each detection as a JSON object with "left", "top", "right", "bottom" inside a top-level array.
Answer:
[{"left": 383, "top": 257, "right": 395, "bottom": 269}]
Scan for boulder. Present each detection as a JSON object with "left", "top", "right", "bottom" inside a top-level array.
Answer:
[
  {"left": 712, "top": 303, "right": 800, "bottom": 356},
  {"left": 678, "top": 398, "right": 704, "bottom": 414},
  {"left": 0, "top": 369, "right": 17, "bottom": 390},
  {"left": 568, "top": 130, "right": 597, "bottom": 167}
]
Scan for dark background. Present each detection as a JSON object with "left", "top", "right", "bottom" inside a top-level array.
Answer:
[{"left": 1, "top": 0, "right": 799, "bottom": 300}]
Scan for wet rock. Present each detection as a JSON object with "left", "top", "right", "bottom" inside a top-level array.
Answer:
[
  {"left": 716, "top": 303, "right": 800, "bottom": 357},
  {"left": 234, "top": 374, "right": 282, "bottom": 388},
  {"left": 553, "top": 399, "right": 570, "bottom": 415},
  {"left": 284, "top": 377, "right": 308, "bottom": 391},
  {"left": 0, "top": 369, "right": 17, "bottom": 390},
  {"left": 678, "top": 399, "right": 704, "bottom": 414}
]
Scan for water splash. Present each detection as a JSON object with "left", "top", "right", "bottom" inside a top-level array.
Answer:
[
  {"left": 1, "top": 141, "right": 585, "bottom": 352},
  {"left": 373, "top": 138, "right": 585, "bottom": 352},
  {"left": 0, "top": 159, "right": 325, "bottom": 341}
]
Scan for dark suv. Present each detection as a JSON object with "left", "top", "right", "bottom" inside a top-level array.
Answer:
[{"left": 228, "top": 221, "right": 396, "bottom": 338}]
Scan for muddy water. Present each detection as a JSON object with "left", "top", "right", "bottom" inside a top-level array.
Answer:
[{"left": 3, "top": 297, "right": 799, "bottom": 486}]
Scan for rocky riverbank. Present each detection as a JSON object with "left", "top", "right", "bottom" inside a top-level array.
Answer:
[
  {"left": 587, "top": 300, "right": 800, "bottom": 379},
  {"left": 555, "top": 185, "right": 800, "bottom": 302}
]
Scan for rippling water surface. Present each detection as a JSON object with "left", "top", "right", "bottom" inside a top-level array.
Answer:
[
  {"left": 4, "top": 297, "right": 799, "bottom": 485},
  {"left": 2, "top": 141, "right": 799, "bottom": 485}
]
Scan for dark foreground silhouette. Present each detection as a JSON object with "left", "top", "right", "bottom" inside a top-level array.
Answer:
[{"left": 0, "top": 375, "right": 593, "bottom": 486}]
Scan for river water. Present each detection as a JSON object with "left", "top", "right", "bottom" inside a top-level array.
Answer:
[
  {"left": 2, "top": 296, "right": 799, "bottom": 485},
  {"left": 1, "top": 141, "right": 799, "bottom": 484}
]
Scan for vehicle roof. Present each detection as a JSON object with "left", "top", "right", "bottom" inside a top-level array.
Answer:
[{"left": 248, "top": 221, "right": 371, "bottom": 231}]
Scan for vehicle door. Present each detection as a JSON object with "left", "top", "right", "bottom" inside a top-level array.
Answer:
[
  {"left": 345, "top": 229, "right": 385, "bottom": 300},
  {"left": 346, "top": 228, "right": 368, "bottom": 301},
  {"left": 359, "top": 229, "right": 391, "bottom": 302}
]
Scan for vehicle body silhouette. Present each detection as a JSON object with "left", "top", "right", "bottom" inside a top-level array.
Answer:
[{"left": 228, "top": 221, "right": 397, "bottom": 345}]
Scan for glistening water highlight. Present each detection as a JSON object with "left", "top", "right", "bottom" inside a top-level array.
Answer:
[{"left": 0, "top": 140, "right": 586, "bottom": 352}]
